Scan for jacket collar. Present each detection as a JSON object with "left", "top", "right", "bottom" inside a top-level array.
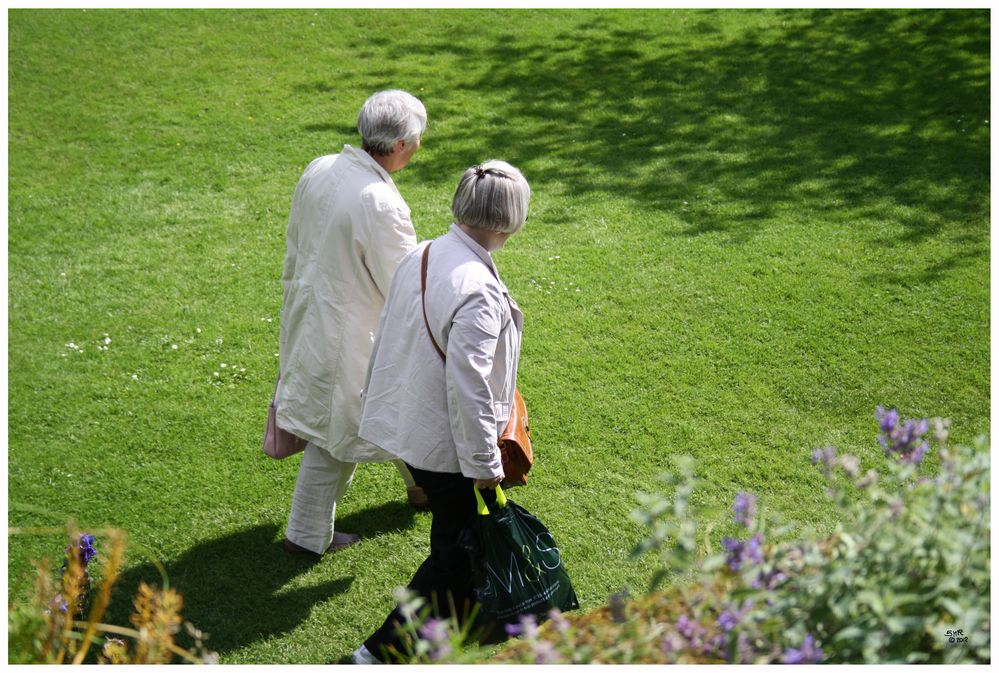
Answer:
[
  {"left": 342, "top": 144, "right": 400, "bottom": 195},
  {"left": 449, "top": 223, "right": 500, "bottom": 279}
]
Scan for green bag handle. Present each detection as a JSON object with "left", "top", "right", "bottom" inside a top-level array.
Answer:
[{"left": 474, "top": 484, "right": 507, "bottom": 515}]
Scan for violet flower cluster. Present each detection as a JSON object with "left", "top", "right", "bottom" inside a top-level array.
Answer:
[
  {"left": 665, "top": 613, "right": 725, "bottom": 658},
  {"left": 876, "top": 407, "right": 930, "bottom": 464},
  {"left": 783, "top": 633, "right": 824, "bottom": 664},
  {"left": 721, "top": 534, "right": 763, "bottom": 572},
  {"left": 416, "top": 618, "right": 452, "bottom": 661},
  {"left": 732, "top": 491, "right": 757, "bottom": 528},
  {"left": 503, "top": 612, "right": 561, "bottom": 664},
  {"left": 723, "top": 491, "right": 765, "bottom": 575},
  {"left": 53, "top": 533, "right": 97, "bottom": 615},
  {"left": 504, "top": 612, "right": 539, "bottom": 640},
  {"left": 716, "top": 600, "right": 753, "bottom": 633}
]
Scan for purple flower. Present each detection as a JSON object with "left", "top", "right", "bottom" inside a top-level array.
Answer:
[
  {"left": 418, "top": 618, "right": 452, "bottom": 660},
  {"left": 876, "top": 406, "right": 899, "bottom": 434},
  {"left": 717, "top": 600, "right": 754, "bottom": 632},
  {"left": 79, "top": 534, "right": 97, "bottom": 564},
  {"left": 60, "top": 533, "right": 97, "bottom": 612},
  {"left": 722, "top": 534, "right": 764, "bottom": 571},
  {"left": 505, "top": 613, "right": 539, "bottom": 639},
  {"left": 676, "top": 614, "right": 706, "bottom": 642},
  {"left": 901, "top": 418, "right": 928, "bottom": 442},
  {"left": 811, "top": 445, "right": 836, "bottom": 466},
  {"left": 752, "top": 567, "right": 787, "bottom": 590},
  {"left": 418, "top": 617, "right": 449, "bottom": 644},
  {"left": 811, "top": 446, "right": 837, "bottom": 476},
  {"left": 733, "top": 492, "right": 757, "bottom": 528},
  {"left": 904, "top": 438, "right": 930, "bottom": 465},
  {"left": 722, "top": 538, "right": 742, "bottom": 571},
  {"left": 876, "top": 408, "right": 930, "bottom": 464},
  {"left": 717, "top": 609, "right": 740, "bottom": 632},
  {"left": 62, "top": 533, "right": 97, "bottom": 576},
  {"left": 784, "top": 633, "right": 823, "bottom": 664},
  {"left": 704, "top": 634, "right": 726, "bottom": 656}
]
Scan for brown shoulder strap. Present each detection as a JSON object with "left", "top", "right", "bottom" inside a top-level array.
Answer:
[{"left": 421, "top": 243, "right": 447, "bottom": 362}]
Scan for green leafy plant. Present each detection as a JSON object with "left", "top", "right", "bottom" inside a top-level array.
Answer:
[{"left": 393, "top": 409, "right": 990, "bottom": 664}]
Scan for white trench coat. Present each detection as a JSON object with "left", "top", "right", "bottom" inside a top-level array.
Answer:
[{"left": 275, "top": 144, "right": 416, "bottom": 463}]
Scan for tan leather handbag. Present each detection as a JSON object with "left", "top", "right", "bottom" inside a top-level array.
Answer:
[
  {"left": 497, "top": 388, "right": 533, "bottom": 487},
  {"left": 421, "top": 243, "right": 533, "bottom": 487}
]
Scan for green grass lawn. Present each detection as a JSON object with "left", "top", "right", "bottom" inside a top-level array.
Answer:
[{"left": 7, "top": 8, "right": 989, "bottom": 664}]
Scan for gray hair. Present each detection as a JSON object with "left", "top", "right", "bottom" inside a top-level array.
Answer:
[
  {"left": 357, "top": 90, "right": 427, "bottom": 155},
  {"left": 451, "top": 160, "right": 531, "bottom": 234}
]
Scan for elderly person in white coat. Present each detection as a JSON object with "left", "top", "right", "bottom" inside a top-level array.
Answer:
[
  {"left": 352, "top": 160, "right": 530, "bottom": 664},
  {"left": 276, "top": 90, "right": 429, "bottom": 556}
]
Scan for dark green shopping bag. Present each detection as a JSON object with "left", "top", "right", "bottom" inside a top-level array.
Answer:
[{"left": 460, "top": 485, "right": 579, "bottom": 636}]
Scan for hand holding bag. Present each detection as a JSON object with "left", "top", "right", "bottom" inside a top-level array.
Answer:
[
  {"left": 421, "top": 243, "right": 534, "bottom": 487},
  {"left": 262, "top": 375, "right": 308, "bottom": 459},
  {"left": 461, "top": 485, "right": 579, "bottom": 637}
]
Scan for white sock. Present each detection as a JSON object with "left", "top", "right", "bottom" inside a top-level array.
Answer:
[{"left": 351, "top": 644, "right": 382, "bottom": 665}]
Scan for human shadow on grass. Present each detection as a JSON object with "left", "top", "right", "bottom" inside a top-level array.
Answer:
[
  {"left": 106, "top": 523, "right": 354, "bottom": 657},
  {"left": 335, "top": 498, "right": 421, "bottom": 538}
]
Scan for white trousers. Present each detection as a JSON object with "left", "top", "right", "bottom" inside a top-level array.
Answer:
[{"left": 285, "top": 441, "right": 417, "bottom": 554}]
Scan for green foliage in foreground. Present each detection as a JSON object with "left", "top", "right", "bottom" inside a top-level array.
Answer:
[
  {"left": 8, "top": 8, "right": 990, "bottom": 663},
  {"left": 7, "top": 528, "right": 216, "bottom": 664},
  {"left": 394, "top": 415, "right": 990, "bottom": 664}
]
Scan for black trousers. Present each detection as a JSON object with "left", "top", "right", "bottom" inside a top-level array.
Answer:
[{"left": 363, "top": 464, "right": 496, "bottom": 662}]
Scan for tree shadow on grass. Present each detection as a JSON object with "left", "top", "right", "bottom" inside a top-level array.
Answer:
[
  {"left": 107, "top": 523, "right": 353, "bottom": 657},
  {"left": 303, "top": 121, "right": 356, "bottom": 135},
  {"left": 376, "top": 8, "right": 987, "bottom": 266}
]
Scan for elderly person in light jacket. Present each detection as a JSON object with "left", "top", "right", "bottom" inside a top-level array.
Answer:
[
  {"left": 275, "top": 90, "right": 429, "bottom": 557},
  {"left": 352, "top": 160, "right": 530, "bottom": 664}
]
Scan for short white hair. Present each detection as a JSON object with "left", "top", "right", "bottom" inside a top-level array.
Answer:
[
  {"left": 357, "top": 90, "right": 427, "bottom": 154},
  {"left": 451, "top": 160, "right": 531, "bottom": 234}
]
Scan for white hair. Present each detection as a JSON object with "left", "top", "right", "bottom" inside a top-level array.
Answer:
[
  {"left": 451, "top": 160, "right": 531, "bottom": 234},
  {"left": 357, "top": 90, "right": 427, "bottom": 155}
]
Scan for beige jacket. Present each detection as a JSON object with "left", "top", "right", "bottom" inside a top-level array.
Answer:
[
  {"left": 276, "top": 145, "right": 417, "bottom": 461},
  {"left": 359, "top": 225, "right": 523, "bottom": 479}
]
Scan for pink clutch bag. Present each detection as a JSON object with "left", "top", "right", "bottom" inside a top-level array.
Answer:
[{"left": 263, "top": 375, "right": 308, "bottom": 459}]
